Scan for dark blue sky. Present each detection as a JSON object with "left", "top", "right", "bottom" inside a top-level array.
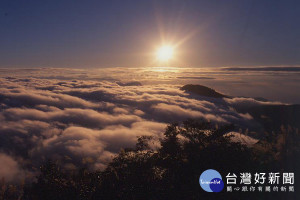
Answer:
[{"left": 0, "top": 0, "right": 299, "bottom": 68}]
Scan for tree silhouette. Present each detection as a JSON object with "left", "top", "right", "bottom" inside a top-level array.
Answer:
[{"left": 18, "top": 120, "right": 300, "bottom": 200}]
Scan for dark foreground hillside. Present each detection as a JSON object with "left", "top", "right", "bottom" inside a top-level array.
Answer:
[{"left": 1, "top": 120, "right": 300, "bottom": 200}]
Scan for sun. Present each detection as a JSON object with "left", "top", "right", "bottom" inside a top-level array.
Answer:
[{"left": 156, "top": 45, "right": 174, "bottom": 62}]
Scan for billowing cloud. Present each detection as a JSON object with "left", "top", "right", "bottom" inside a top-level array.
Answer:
[
  {"left": 3, "top": 108, "right": 142, "bottom": 128},
  {"left": 0, "top": 153, "right": 28, "bottom": 182},
  {"left": 0, "top": 68, "right": 283, "bottom": 182},
  {"left": 152, "top": 103, "right": 227, "bottom": 123}
]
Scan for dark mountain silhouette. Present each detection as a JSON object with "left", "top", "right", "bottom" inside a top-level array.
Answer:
[
  {"left": 181, "top": 84, "right": 300, "bottom": 132},
  {"left": 237, "top": 104, "right": 300, "bottom": 131},
  {"left": 180, "top": 84, "right": 227, "bottom": 98},
  {"left": 223, "top": 66, "right": 300, "bottom": 72}
]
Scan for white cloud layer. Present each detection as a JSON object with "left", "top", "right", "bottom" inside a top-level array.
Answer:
[{"left": 0, "top": 68, "right": 283, "bottom": 182}]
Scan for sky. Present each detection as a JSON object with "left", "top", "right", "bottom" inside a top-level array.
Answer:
[{"left": 0, "top": 0, "right": 300, "bottom": 68}]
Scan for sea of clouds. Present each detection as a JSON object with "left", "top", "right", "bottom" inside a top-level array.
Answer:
[{"left": 0, "top": 67, "right": 295, "bottom": 182}]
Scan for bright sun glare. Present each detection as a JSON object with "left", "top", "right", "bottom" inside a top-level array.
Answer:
[{"left": 156, "top": 45, "right": 174, "bottom": 62}]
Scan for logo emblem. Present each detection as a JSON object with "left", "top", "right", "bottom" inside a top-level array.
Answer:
[{"left": 199, "top": 169, "right": 224, "bottom": 192}]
